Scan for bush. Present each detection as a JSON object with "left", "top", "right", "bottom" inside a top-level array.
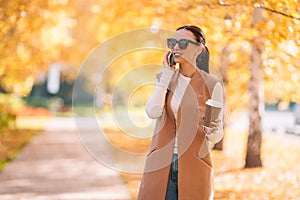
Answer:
[{"left": 0, "top": 93, "right": 23, "bottom": 129}]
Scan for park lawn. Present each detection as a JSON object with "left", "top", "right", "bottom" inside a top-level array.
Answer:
[{"left": 105, "top": 128, "right": 300, "bottom": 200}]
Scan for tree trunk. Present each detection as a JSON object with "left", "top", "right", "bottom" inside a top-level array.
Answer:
[
  {"left": 245, "top": 7, "right": 263, "bottom": 168},
  {"left": 214, "top": 44, "right": 230, "bottom": 150}
]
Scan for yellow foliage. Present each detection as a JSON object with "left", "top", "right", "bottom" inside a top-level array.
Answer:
[{"left": 0, "top": 0, "right": 299, "bottom": 107}]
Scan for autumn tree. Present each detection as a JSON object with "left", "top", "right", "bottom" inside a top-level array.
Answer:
[
  {"left": 1, "top": 0, "right": 299, "bottom": 166},
  {"left": 0, "top": 0, "right": 78, "bottom": 96},
  {"left": 246, "top": 7, "right": 264, "bottom": 168},
  {"left": 240, "top": 1, "right": 300, "bottom": 168}
]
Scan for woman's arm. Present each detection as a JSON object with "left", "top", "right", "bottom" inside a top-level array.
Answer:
[{"left": 145, "top": 67, "right": 175, "bottom": 119}]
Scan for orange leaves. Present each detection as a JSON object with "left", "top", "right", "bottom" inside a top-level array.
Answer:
[{"left": 213, "top": 130, "right": 300, "bottom": 199}]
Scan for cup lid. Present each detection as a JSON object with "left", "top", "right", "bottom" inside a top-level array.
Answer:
[{"left": 206, "top": 99, "right": 222, "bottom": 108}]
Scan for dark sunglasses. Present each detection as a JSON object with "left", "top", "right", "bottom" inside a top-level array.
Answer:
[{"left": 167, "top": 38, "right": 200, "bottom": 49}]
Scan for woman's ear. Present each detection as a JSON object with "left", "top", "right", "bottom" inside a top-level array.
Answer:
[
  {"left": 195, "top": 45, "right": 204, "bottom": 56},
  {"left": 193, "top": 45, "right": 203, "bottom": 61}
]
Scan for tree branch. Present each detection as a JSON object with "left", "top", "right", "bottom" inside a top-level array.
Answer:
[
  {"left": 209, "top": 1, "right": 300, "bottom": 20},
  {"left": 256, "top": 5, "right": 300, "bottom": 20}
]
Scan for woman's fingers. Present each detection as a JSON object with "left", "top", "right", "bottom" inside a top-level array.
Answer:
[
  {"left": 163, "top": 51, "right": 171, "bottom": 67},
  {"left": 210, "top": 119, "right": 220, "bottom": 127},
  {"left": 203, "top": 119, "right": 220, "bottom": 135},
  {"left": 203, "top": 126, "right": 214, "bottom": 135}
]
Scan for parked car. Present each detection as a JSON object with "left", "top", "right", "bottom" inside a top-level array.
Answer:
[
  {"left": 294, "top": 103, "right": 300, "bottom": 125},
  {"left": 286, "top": 103, "right": 300, "bottom": 135}
]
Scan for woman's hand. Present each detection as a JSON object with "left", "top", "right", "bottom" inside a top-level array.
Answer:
[
  {"left": 163, "top": 51, "right": 175, "bottom": 69},
  {"left": 203, "top": 119, "right": 220, "bottom": 135}
]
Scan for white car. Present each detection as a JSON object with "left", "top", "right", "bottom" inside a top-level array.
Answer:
[
  {"left": 295, "top": 103, "right": 300, "bottom": 125},
  {"left": 286, "top": 103, "right": 300, "bottom": 135}
]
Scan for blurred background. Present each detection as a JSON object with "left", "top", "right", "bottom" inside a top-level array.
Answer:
[{"left": 0, "top": 0, "right": 300, "bottom": 199}]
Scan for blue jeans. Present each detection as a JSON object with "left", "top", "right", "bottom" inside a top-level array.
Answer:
[{"left": 165, "top": 154, "right": 178, "bottom": 200}]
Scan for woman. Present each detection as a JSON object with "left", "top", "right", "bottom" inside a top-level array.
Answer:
[{"left": 138, "top": 25, "right": 224, "bottom": 200}]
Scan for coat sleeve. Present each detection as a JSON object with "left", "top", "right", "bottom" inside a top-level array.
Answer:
[{"left": 145, "top": 67, "right": 175, "bottom": 119}]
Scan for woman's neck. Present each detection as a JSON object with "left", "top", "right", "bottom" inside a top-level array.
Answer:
[{"left": 179, "top": 62, "right": 197, "bottom": 78}]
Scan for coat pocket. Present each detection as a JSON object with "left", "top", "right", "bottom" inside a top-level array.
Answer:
[
  {"left": 193, "top": 154, "right": 212, "bottom": 169},
  {"left": 147, "top": 148, "right": 157, "bottom": 157}
]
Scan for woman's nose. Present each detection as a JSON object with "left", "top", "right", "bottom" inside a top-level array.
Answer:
[{"left": 173, "top": 43, "right": 180, "bottom": 50}]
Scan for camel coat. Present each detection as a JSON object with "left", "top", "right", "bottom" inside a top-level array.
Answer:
[{"left": 137, "top": 69, "right": 220, "bottom": 200}]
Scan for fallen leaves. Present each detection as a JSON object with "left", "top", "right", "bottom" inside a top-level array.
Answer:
[{"left": 108, "top": 128, "right": 300, "bottom": 199}]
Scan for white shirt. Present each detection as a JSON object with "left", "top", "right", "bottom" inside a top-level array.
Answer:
[{"left": 171, "top": 73, "right": 191, "bottom": 153}]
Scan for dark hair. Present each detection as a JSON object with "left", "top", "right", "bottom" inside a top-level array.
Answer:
[{"left": 176, "top": 25, "right": 210, "bottom": 73}]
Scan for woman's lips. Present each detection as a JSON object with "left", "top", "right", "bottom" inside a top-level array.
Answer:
[{"left": 173, "top": 52, "right": 182, "bottom": 57}]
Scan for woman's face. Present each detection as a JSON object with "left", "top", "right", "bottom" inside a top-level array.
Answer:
[{"left": 172, "top": 29, "right": 203, "bottom": 66}]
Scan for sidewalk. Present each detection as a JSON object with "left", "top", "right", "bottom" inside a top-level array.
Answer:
[{"left": 0, "top": 117, "right": 131, "bottom": 200}]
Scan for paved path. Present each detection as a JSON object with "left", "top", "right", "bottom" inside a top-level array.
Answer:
[{"left": 0, "top": 117, "right": 131, "bottom": 200}]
